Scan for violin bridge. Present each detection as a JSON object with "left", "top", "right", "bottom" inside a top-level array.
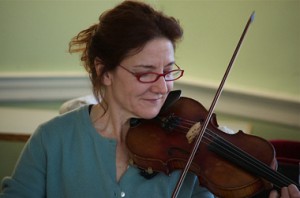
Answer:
[{"left": 186, "top": 122, "right": 201, "bottom": 144}]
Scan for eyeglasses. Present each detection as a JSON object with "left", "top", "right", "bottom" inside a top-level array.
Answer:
[{"left": 119, "top": 64, "right": 184, "bottom": 83}]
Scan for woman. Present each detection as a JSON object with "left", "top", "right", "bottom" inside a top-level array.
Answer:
[
  {"left": 1, "top": 1, "right": 211, "bottom": 198},
  {"left": 1, "top": 1, "right": 299, "bottom": 197}
]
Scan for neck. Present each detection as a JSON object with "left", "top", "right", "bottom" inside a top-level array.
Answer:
[{"left": 90, "top": 104, "right": 130, "bottom": 142}]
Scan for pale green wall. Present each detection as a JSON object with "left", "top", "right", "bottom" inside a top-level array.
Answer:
[
  {"left": 0, "top": 0, "right": 299, "bottom": 96},
  {"left": 0, "top": 0, "right": 119, "bottom": 72},
  {"left": 0, "top": 141, "right": 26, "bottom": 183},
  {"left": 167, "top": 0, "right": 299, "bottom": 96}
]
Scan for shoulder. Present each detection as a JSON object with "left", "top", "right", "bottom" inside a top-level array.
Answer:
[
  {"left": 46, "top": 105, "right": 90, "bottom": 127},
  {"left": 31, "top": 105, "right": 92, "bottom": 146}
]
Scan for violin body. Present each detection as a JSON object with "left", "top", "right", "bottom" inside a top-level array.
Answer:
[{"left": 126, "top": 97, "right": 278, "bottom": 198}]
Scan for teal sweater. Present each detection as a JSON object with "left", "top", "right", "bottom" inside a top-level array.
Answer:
[{"left": 1, "top": 106, "right": 213, "bottom": 198}]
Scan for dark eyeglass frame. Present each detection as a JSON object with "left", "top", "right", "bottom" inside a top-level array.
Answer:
[{"left": 118, "top": 64, "right": 184, "bottom": 83}]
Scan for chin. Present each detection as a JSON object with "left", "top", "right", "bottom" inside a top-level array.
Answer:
[{"left": 139, "top": 108, "right": 161, "bottom": 120}]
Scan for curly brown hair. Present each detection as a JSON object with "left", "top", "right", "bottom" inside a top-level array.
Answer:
[{"left": 69, "top": 0, "right": 183, "bottom": 102}]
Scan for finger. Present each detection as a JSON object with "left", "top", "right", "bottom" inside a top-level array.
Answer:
[
  {"left": 281, "top": 186, "right": 289, "bottom": 198},
  {"left": 287, "top": 184, "right": 300, "bottom": 198},
  {"left": 269, "top": 190, "right": 280, "bottom": 198}
]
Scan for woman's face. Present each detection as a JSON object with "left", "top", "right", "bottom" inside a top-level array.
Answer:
[{"left": 104, "top": 38, "right": 175, "bottom": 119}]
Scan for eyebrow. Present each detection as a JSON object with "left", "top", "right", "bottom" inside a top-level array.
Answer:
[{"left": 133, "top": 61, "right": 175, "bottom": 70}]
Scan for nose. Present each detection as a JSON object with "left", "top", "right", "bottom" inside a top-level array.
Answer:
[{"left": 151, "top": 76, "right": 171, "bottom": 94}]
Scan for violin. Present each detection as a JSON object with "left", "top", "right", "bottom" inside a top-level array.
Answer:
[
  {"left": 126, "top": 11, "right": 300, "bottom": 198},
  {"left": 126, "top": 92, "right": 300, "bottom": 198}
]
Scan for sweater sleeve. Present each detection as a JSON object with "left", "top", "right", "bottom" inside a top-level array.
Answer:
[{"left": 0, "top": 126, "right": 47, "bottom": 198}]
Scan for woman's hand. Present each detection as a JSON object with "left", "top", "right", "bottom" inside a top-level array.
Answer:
[{"left": 269, "top": 184, "right": 300, "bottom": 198}]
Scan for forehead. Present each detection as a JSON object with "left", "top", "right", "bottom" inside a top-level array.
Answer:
[{"left": 121, "top": 38, "right": 175, "bottom": 67}]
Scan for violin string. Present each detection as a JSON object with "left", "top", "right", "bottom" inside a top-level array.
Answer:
[
  {"left": 176, "top": 118, "right": 298, "bottom": 188},
  {"left": 204, "top": 130, "right": 297, "bottom": 189},
  {"left": 168, "top": 117, "right": 299, "bottom": 189},
  {"left": 192, "top": 120, "right": 297, "bottom": 188},
  {"left": 173, "top": 123, "right": 295, "bottom": 189}
]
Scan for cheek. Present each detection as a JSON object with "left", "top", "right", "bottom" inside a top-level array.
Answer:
[{"left": 167, "top": 81, "right": 174, "bottom": 91}]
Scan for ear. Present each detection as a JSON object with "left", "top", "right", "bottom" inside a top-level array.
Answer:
[
  {"left": 94, "top": 57, "right": 103, "bottom": 76},
  {"left": 94, "top": 57, "right": 112, "bottom": 86},
  {"left": 102, "top": 71, "right": 112, "bottom": 86}
]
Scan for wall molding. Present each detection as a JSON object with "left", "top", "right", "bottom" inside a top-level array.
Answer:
[
  {"left": 0, "top": 73, "right": 299, "bottom": 128},
  {"left": 0, "top": 72, "right": 93, "bottom": 101},
  {"left": 174, "top": 78, "right": 300, "bottom": 128}
]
